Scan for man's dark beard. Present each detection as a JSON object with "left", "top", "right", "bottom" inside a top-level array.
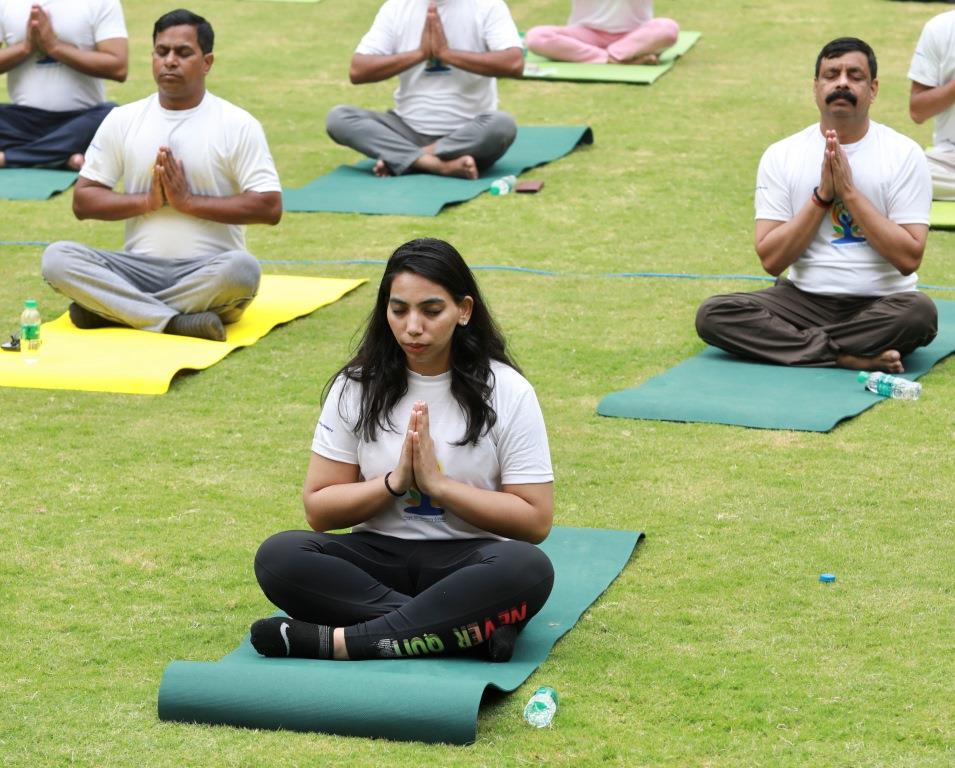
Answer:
[{"left": 826, "top": 89, "right": 857, "bottom": 105}]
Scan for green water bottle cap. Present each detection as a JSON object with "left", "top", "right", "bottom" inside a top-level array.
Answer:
[
  {"left": 25, "top": 298, "right": 38, "bottom": 308},
  {"left": 856, "top": 371, "right": 869, "bottom": 383}
]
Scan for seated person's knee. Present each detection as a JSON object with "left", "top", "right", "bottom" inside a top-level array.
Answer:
[
  {"left": 40, "top": 241, "right": 80, "bottom": 286},
  {"left": 325, "top": 104, "right": 355, "bottom": 139}
]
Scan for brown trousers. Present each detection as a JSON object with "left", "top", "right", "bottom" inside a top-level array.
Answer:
[{"left": 695, "top": 279, "right": 938, "bottom": 367}]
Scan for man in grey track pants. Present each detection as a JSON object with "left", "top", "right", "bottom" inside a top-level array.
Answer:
[
  {"left": 326, "top": 0, "right": 523, "bottom": 180},
  {"left": 41, "top": 9, "right": 281, "bottom": 342}
]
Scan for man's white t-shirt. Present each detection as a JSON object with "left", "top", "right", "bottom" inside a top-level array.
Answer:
[
  {"left": 312, "top": 361, "right": 553, "bottom": 541},
  {"left": 755, "top": 122, "right": 930, "bottom": 296},
  {"left": 908, "top": 10, "right": 955, "bottom": 149},
  {"left": 568, "top": 0, "right": 653, "bottom": 34},
  {"left": 355, "top": 0, "right": 521, "bottom": 135},
  {"left": 0, "top": 0, "right": 127, "bottom": 111},
  {"left": 80, "top": 92, "right": 282, "bottom": 260}
]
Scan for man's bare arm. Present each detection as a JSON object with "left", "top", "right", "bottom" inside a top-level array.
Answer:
[
  {"left": 0, "top": 39, "right": 33, "bottom": 75},
  {"left": 44, "top": 37, "right": 128, "bottom": 82},
  {"left": 73, "top": 175, "right": 162, "bottom": 221},
  {"left": 909, "top": 79, "right": 955, "bottom": 124},
  {"left": 349, "top": 50, "right": 428, "bottom": 84},
  {"left": 434, "top": 47, "right": 523, "bottom": 78}
]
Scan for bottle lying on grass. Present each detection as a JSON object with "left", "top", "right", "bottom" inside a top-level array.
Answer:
[{"left": 857, "top": 371, "right": 921, "bottom": 400}]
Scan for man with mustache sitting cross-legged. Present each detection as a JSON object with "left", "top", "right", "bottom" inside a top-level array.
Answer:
[{"left": 695, "top": 37, "right": 937, "bottom": 374}]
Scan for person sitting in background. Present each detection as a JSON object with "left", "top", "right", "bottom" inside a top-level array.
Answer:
[
  {"left": 908, "top": 9, "right": 955, "bottom": 200},
  {"left": 525, "top": 0, "right": 678, "bottom": 65},
  {"left": 326, "top": 0, "right": 523, "bottom": 179},
  {"left": 40, "top": 9, "right": 281, "bottom": 342},
  {"left": 0, "top": 0, "right": 128, "bottom": 170},
  {"left": 696, "top": 38, "right": 936, "bottom": 373}
]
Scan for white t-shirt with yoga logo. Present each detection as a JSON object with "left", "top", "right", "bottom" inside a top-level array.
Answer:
[
  {"left": 0, "top": 0, "right": 127, "bottom": 111},
  {"left": 312, "top": 361, "right": 553, "bottom": 541},
  {"left": 80, "top": 92, "right": 281, "bottom": 260},
  {"left": 355, "top": 0, "right": 521, "bottom": 135},
  {"left": 755, "top": 121, "right": 930, "bottom": 296},
  {"left": 568, "top": 0, "right": 653, "bottom": 34},
  {"left": 908, "top": 9, "right": 955, "bottom": 149}
]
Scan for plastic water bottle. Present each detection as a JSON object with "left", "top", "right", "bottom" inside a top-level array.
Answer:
[
  {"left": 522, "top": 686, "right": 558, "bottom": 727},
  {"left": 19, "top": 298, "right": 41, "bottom": 363},
  {"left": 857, "top": 371, "right": 921, "bottom": 400},
  {"left": 489, "top": 175, "right": 517, "bottom": 196}
]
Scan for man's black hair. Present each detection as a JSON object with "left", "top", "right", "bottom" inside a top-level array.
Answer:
[
  {"left": 815, "top": 37, "right": 877, "bottom": 80},
  {"left": 153, "top": 9, "right": 214, "bottom": 54}
]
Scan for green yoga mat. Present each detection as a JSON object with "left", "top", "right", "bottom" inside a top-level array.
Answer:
[
  {"left": 522, "top": 31, "right": 701, "bottom": 84},
  {"left": 0, "top": 168, "right": 78, "bottom": 200},
  {"left": 930, "top": 200, "right": 955, "bottom": 229},
  {"left": 157, "top": 526, "right": 642, "bottom": 744},
  {"left": 597, "top": 299, "right": 955, "bottom": 432},
  {"left": 282, "top": 125, "right": 593, "bottom": 216}
]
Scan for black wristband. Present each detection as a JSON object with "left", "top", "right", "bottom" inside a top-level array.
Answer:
[
  {"left": 383, "top": 471, "right": 405, "bottom": 497},
  {"left": 812, "top": 186, "right": 834, "bottom": 207}
]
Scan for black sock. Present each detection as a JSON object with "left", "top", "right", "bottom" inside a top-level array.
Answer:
[{"left": 249, "top": 617, "right": 334, "bottom": 659}]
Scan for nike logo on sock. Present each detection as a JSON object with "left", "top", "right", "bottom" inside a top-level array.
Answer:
[{"left": 279, "top": 621, "right": 291, "bottom": 656}]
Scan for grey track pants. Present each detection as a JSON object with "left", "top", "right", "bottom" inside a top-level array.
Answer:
[
  {"left": 695, "top": 278, "right": 938, "bottom": 367},
  {"left": 325, "top": 105, "right": 517, "bottom": 175},
  {"left": 41, "top": 241, "right": 261, "bottom": 332}
]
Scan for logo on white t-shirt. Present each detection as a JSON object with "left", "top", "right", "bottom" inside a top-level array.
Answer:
[
  {"left": 830, "top": 201, "right": 866, "bottom": 246},
  {"left": 402, "top": 487, "right": 445, "bottom": 521}
]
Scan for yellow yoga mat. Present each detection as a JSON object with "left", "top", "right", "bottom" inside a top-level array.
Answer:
[{"left": 0, "top": 275, "right": 365, "bottom": 395}]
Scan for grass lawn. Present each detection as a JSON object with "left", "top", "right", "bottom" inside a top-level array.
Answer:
[{"left": 1, "top": 0, "right": 953, "bottom": 765}]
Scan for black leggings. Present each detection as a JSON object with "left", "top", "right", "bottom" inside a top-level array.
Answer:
[{"left": 254, "top": 530, "right": 554, "bottom": 660}]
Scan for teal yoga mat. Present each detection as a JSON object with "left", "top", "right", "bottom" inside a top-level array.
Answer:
[
  {"left": 282, "top": 125, "right": 593, "bottom": 216},
  {"left": 522, "top": 31, "right": 701, "bottom": 84},
  {"left": 157, "top": 526, "right": 642, "bottom": 744},
  {"left": 597, "top": 299, "right": 955, "bottom": 432},
  {"left": 0, "top": 168, "right": 78, "bottom": 200}
]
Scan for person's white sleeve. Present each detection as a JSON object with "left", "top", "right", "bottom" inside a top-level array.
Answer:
[
  {"left": 355, "top": 0, "right": 399, "bottom": 55},
  {"left": 483, "top": 0, "right": 522, "bottom": 51},
  {"left": 496, "top": 383, "right": 554, "bottom": 485},
  {"left": 754, "top": 143, "right": 793, "bottom": 222},
  {"left": 311, "top": 377, "right": 361, "bottom": 465},
  {"left": 78, "top": 109, "right": 124, "bottom": 188},
  {"left": 887, "top": 142, "right": 932, "bottom": 226},
  {"left": 907, "top": 18, "right": 942, "bottom": 87},
  {"left": 230, "top": 116, "right": 282, "bottom": 193},
  {"left": 93, "top": 0, "right": 128, "bottom": 42}
]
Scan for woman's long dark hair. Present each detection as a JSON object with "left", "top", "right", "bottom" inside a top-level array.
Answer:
[{"left": 324, "top": 238, "right": 520, "bottom": 446}]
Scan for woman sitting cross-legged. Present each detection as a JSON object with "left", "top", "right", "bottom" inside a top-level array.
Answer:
[
  {"left": 250, "top": 238, "right": 555, "bottom": 662},
  {"left": 526, "top": 0, "right": 679, "bottom": 65}
]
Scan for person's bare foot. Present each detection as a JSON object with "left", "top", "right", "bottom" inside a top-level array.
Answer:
[
  {"left": 413, "top": 153, "right": 478, "bottom": 179},
  {"left": 67, "top": 153, "right": 85, "bottom": 171},
  {"left": 609, "top": 52, "right": 659, "bottom": 65},
  {"left": 373, "top": 158, "right": 394, "bottom": 177},
  {"left": 837, "top": 350, "right": 904, "bottom": 373}
]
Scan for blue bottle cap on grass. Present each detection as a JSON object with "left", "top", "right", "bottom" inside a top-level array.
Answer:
[{"left": 819, "top": 573, "right": 836, "bottom": 583}]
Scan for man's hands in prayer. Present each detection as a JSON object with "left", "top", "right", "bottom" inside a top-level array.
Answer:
[
  {"left": 418, "top": 3, "right": 450, "bottom": 63},
  {"left": 819, "top": 129, "right": 855, "bottom": 202},
  {"left": 28, "top": 5, "right": 58, "bottom": 56},
  {"left": 144, "top": 146, "right": 194, "bottom": 214}
]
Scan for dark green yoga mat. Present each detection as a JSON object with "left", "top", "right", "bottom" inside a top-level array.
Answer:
[
  {"left": 0, "top": 168, "right": 78, "bottom": 200},
  {"left": 282, "top": 125, "right": 593, "bottom": 216},
  {"left": 522, "top": 31, "right": 701, "bottom": 84},
  {"left": 157, "top": 526, "right": 642, "bottom": 744},
  {"left": 597, "top": 299, "right": 955, "bottom": 432}
]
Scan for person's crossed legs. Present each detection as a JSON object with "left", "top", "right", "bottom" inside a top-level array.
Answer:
[
  {"left": 326, "top": 106, "right": 516, "bottom": 179},
  {"left": 695, "top": 279, "right": 938, "bottom": 371},
  {"left": 41, "top": 241, "right": 261, "bottom": 341}
]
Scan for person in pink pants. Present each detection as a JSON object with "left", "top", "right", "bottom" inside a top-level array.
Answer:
[{"left": 525, "top": 0, "right": 678, "bottom": 65}]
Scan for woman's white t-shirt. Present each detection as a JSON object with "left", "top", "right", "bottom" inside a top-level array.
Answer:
[{"left": 312, "top": 360, "right": 553, "bottom": 541}]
